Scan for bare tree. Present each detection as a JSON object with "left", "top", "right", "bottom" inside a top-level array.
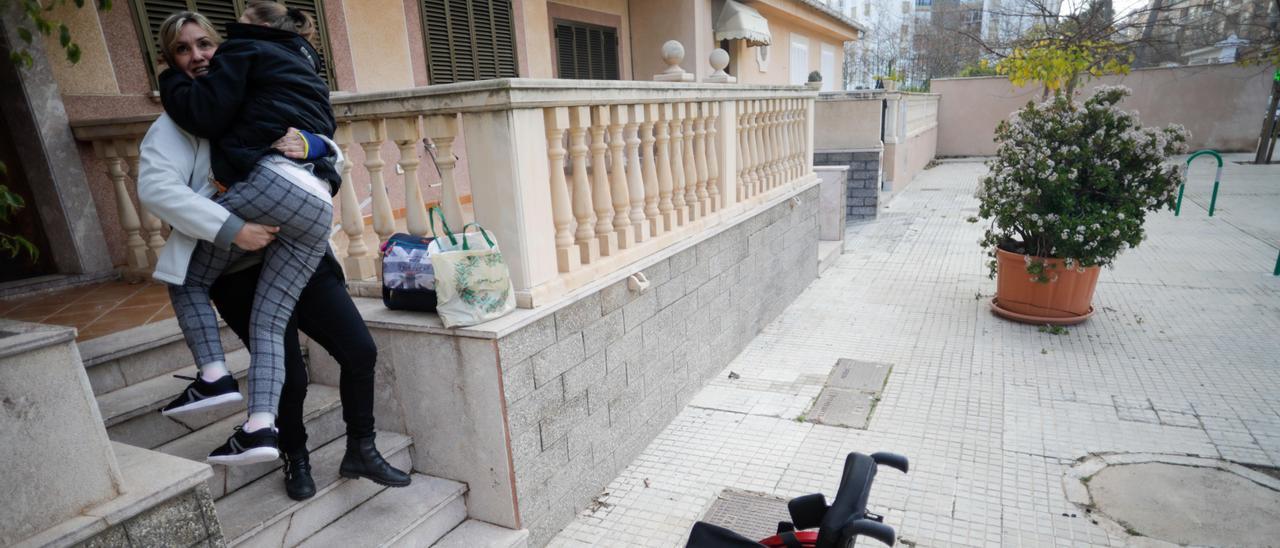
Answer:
[
  {"left": 844, "top": 2, "right": 913, "bottom": 88},
  {"left": 913, "top": 0, "right": 1278, "bottom": 161}
]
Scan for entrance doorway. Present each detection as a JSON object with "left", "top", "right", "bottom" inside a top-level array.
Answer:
[{"left": 0, "top": 105, "right": 56, "bottom": 282}]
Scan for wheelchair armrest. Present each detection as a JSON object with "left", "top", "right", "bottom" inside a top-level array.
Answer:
[
  {"left": 870, "top": 452, "right": 909, "bottom": 474},
  {"left": 787, "top": 493, "right": 828, "bottom": 530},
  {"left": 840, "top": 518, "right": 897, "bottom": 547}
]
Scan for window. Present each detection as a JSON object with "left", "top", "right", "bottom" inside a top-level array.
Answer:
[
  {"left": 420, "top": 0, "right": 519, "bottom": 84},
  {"left": 915, "top": 0, "right": 931, "bottom": 7},
  {"left": 789, "top": 33, "right": 809, "bottom": 85},
  {"left": 554, "top": 20, "right": 619, "bottom": 80},
  {"left": 819, "top": 43, "right": 836, "bottom": 91},
  {"left": 902, "top": 1, "right": 910, "bottom": 14},
  {"left": 864, "top": 2, "right": 870, "bottom": 16},
  {"left": 130, "top": 0, "right": 335, "bottom": 88}
]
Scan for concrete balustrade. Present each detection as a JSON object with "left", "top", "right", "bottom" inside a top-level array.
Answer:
[{"left": 71, "top": 79, "right": 817, "bottom": 309}]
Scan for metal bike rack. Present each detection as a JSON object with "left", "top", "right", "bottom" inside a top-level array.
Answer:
[
  {"left": 1173, "top": 150, "right": 1278, "bottom": 276},
  {"left": 1175, "top": 149, "right": 1224, "bottom": 217}
]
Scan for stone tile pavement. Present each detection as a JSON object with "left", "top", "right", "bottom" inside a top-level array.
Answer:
[{"left": 548, "top": 154, "right": 1280, "bottom": 547}]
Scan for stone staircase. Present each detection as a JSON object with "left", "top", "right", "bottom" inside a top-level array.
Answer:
[{"left": 81, "top": 319, "right": 528, "bottom": 547}]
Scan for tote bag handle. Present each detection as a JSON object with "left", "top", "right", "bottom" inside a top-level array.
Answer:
[
  {"left": 458, "top": 222, "right": 497, "bottom": 251},
  {"left": 429, "top": 206, "right": 458, "bottom": 247}
]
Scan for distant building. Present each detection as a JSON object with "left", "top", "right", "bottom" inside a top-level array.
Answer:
[
  {"left": 842, "top": 0, "right": 1059, "bottom": 89},
  {"left": 1135, "top": 0, "right": 1277, "bottom": 67}
]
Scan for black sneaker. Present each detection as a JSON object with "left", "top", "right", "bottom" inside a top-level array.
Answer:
[
  {"left": 208, "top": 425, "right": 280, "bottom": 466},
  {"left": 160, "top": 374, "right": 243, "bottom": 416}
]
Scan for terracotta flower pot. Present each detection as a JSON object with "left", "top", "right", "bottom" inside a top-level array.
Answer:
[{"left": 990, "top": 247, "right": 1099, "bottom": 325}]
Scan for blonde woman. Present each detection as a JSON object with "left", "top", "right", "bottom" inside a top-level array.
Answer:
[{"left": 138, "top": 10, "right": 409, "bottom": 500}]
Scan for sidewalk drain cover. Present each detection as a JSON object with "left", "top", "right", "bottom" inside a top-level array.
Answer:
[
  {"left": 805, "top": 360, "right": 892, "bottom": 428},
  {"left": 1085, "top": 461, "right": 1280, "bottom": 546},
  {"left": 701, "top": 489, "right": 790, "bottom": 542}
]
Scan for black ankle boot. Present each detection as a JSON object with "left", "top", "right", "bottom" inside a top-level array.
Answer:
[
  {"left": 282, "top": 449, "right": 316, "bottom": 501},
  {"left": 339, "top": 436, "right": 411, "bottom": 487}
]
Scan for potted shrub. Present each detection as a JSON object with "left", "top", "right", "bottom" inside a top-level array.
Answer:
[{"left": 977, "top": 86, "right": 1188, "bottom": 324}]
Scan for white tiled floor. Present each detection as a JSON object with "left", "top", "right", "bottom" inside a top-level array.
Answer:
[{"left": 549, "top": 155, "right": 1280, "bottom": 547}]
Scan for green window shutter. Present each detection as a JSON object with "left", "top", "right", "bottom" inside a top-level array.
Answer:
[
  {"left": 133, "top": 0, "right": 194, "bottom": 75},
  {"left": 554, "top": 20, "right": 618, "bottom": 80},
  {"left": 131, "top": 0, "right": 336, "bottom": 89},
  {"left": 280, "top": 0, "right": 336, "bottom": 87},
  {"left": 421, "top": 0, "right": 518, "bottom": 84}
]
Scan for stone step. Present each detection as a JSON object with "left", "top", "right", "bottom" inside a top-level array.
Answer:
[
  {"left": 431, "top": 520, "right": 529, "bottom": 548},
  {"left": 156, "top": 384, "right": 345, "bottom": 499},
  {"left": 296, "top": 473, "right": 467, "bottom": 548},
  {"left": 80, "top": 317, "right": 243, "bottom": 396},
  {"left": 221, "top": 431, "right": 415, "bottom": 547},
  {"left": 13, "top": 442, "right": 213, "bottom": 548}
]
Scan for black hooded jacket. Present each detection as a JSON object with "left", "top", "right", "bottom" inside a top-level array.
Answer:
[{"left": 159, "top": 23, "right": 339, "bottom": 194}]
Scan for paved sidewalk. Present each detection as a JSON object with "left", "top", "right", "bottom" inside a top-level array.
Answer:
[{"left": 548, "top": 155, "right": 1280, "bottom": 547}]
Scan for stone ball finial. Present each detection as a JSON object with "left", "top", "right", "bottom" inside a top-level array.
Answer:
[
  {"left": 654, "top": 39, "right": 694, "bottom": 81},
  {"left": 661, "top": 40, "right": 686, "bottom": 72},
  {"left": 706, "top": 48, "right": 736, "bottom": 83},
  {"left": 709, "top": 48, "right": 729, "bottom": 72}
]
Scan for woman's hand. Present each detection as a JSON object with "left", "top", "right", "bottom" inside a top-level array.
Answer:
[
  {"left": 271, "top": 128, "right": 307, "bottom": 159},
  {"left": 234, "top": 222, "right": 280, "bottom": 251}
]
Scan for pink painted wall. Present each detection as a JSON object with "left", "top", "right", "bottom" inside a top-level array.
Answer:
[{"left": 933, "top": 64, "right": 1276, "bottom": 157}]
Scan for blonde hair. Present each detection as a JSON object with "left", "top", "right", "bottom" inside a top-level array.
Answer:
[
  {"left": 242, "top": 0, "right": 316, "bottom": 41},
  {"left": 158, "top": 11, "right": 221, "bottom": 67}
]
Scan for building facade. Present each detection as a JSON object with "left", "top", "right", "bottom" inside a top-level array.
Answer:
[{"left": 1, "top": 0, "right": 860, "bottom": 283}]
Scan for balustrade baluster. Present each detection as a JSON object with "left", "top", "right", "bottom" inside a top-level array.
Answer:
[
  {"left": 625, "top": 104, "right": 649, "bottom": 242},
  {"left": 682, "top": 102, "right": 699, "bottom": 221},
  {"left": 791, "top": 99, "right": 802, "bottom": 179},
  {"left": 773, "top": 102, "right": 783, "bottom": 185},
  {"left": 766, "top": 100, "right": 781, "bottom": 189},
  {"left": 568, "top": 106, "right": 599, "bottom": 264},
  {"left": 424, "top": 115, "right": 465, "bottom": 229},
  {"left": 693, "top": 102, "right": 709, "bottom": 217},
  {"left": 749, "top": 100, "right": 763, "bottom": 195},
  {"left": 389, "top": 117, "right": 429, "bottom": 237},
  {"left": 737, "top": 101, "right": 750, "bottom": 200},
  {"left": 544, "top": 108, "right": 579, "bottom": 272},
  {"left": 122, "top": 140, "right": 164, "bottom": 265},
  {"left": 768, "top": 100, "right": 778, "bottom": 188},
  {"left": 640, "top": 104, "right": 661, "bottom": 236},
  {"left": 785, "top": 99, "right": 797, "bottom": 180},
  {"left": 590, "top": 106, "right": 618, "bottom": 255},
  {"left": 656, "top": 103, "right": 676, "bottom": 232},
  {"left": 353, "top": 119, "right": 394, "bottom": 249},
  {"left": 333, "top": 124, "right": 375, "bottom": 279},
  {"left": 788, "top": 99, "right": 798, "bottom": 180},
  {"left": 607, "top": 105, "right": 634, "bottom": 249},
  {"left": 706, "top": 102, "right": 720, "bottom": 212},
  {"left": 94, "top": 140, "right": 148, "bottom": 271},
  {"left": 758, "top": 100, "right": 771, "bottom": 190},
  {"left": 669, "top": 103, "right": 688, "bottom": 227}
]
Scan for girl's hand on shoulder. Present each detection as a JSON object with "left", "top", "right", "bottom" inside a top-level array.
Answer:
[{"left": 272, "top": 128, "right": 307, "bottom": 159}]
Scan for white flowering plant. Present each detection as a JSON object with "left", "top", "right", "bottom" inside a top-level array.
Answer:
[{"left": 977, "top": 86, "right": 1189, "bottom": 282}]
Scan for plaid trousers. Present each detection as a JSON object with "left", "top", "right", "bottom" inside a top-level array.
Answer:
[{"left": 169, "top": 163, "right": 333, "bottom": 415}]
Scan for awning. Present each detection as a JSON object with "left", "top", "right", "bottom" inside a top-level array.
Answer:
[{"left": 715, "top": 0, "right": 772, "bottom": 47}]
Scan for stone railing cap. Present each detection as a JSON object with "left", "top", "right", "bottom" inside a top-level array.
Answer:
[
  {"left": 69, "top": 79, "right": 821, "bottom": 135},
  {"left": 0, "top": 319, "right": 77, "bottom": 361},
  {"left": 817, "top": 90, "right": 886, "bottom": 101},
  {"left": 331, "top": 78, "right": 820, "bottom": 120}
]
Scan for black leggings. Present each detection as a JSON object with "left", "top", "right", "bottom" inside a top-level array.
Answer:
[{"left": 210, "top": 254, "right": 376, "bottom": 453}]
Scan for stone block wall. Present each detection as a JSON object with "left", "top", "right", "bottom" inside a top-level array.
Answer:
[
  {"left": 498, "top": 184, "right": 822, "bottom": 545},
  {"left": 74, "top": 485, "right": 223, "bottom": 548},
  {"left": 814, "top": 150, "right": 881, "bottom": 221}
]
